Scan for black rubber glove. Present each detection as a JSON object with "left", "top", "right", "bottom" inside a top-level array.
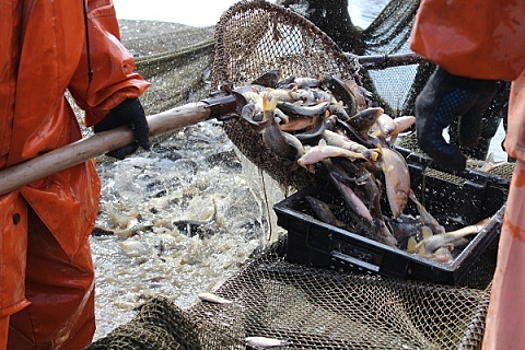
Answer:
[
  {"left": 94, "top": 98, "right": 151, "bottom": 160},
  {"left": 415, "top": 67, "right": 497, "bottom": 171}
]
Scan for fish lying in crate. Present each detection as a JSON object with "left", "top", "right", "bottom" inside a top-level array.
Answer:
[{"left": 273, "top": 150, "right": 509, "bottom": 287}]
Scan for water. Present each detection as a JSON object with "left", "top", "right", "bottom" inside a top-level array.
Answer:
[
  {"left": 113, "top": 0, "right": 385, "bottom": 28},
  {"left": 91, "top": 0, "right": 507, "bottom": 341}
]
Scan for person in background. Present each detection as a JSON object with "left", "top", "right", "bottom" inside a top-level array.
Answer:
[
  {"left": 0, "top": 0, "right": 151, "bottom": 348},
  {"left": 410, "top": 1, "right": 525, "bottom": 348}
]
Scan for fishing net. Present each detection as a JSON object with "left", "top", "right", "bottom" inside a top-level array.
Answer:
[{"left": 88, "top": 0, "right": 512, "bottom": 349}]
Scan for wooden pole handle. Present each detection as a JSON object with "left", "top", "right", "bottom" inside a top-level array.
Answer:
[{"left": 0, "top": 102, "right": 214, "bottom": 196}]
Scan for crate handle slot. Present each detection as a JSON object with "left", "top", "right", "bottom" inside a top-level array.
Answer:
[{"left": 331, "top": 251, "right": 381, "bottom": 272}]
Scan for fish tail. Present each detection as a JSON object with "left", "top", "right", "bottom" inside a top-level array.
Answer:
[{"left": 262, "top": 94, "right": 279, "bottom": 112}]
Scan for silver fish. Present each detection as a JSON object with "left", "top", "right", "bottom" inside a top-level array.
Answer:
[
  {"left": 322, "top": 129, "right": 372, "bottom": 154},
  {"left": 245, "top": 336, "right": 290, "bottom": 348},
  {"left": 377, "top": 144, "right": 410, "bottom": 218},
  {"left": 283, "top": 132, "right": 305, "bottom": 158},
  {"left": 374, "top": 113, "right": 396, "bottom": 137},
  {"left": 293, "top": 76, "right": 322, "bottom": 89},
  {"left": 297, "top": 139, "right": 371, "bottom": 173},
  {"left": 328, "top": 100, "right": 351, "bottom": 121},
  {"left": 198, "top": 292, "right": 233, "bottom": 304},
  {"left": 409, "top": 218, "right": 489, "bottom": 259},
  {"left": 374, "top": 115, "right": 416, "bottom": 145},
  {"left": 266, "top": 87, "right": 305, "bottom": 104}
]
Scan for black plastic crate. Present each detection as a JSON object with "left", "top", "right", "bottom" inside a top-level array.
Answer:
[{"left": 274, "top": 147, "right": 510, "bottom": 288}]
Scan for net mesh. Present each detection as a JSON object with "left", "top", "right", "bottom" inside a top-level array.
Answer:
[
  {"left": 87, "top": 0, "right": 511, "bottom": 348},
  {"left": 88, "top": 238, "right": 495, "bottom": 350}
]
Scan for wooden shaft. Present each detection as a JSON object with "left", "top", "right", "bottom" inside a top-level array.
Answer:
[{"left": 0, "top": 102, "right": 212, "bottom": 196}]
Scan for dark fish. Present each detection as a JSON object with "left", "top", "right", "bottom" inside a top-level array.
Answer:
[
  {"left": 294, "top": 116, "right": 326, "bottom": 142},
  {"left": 372, "top": 218, "right": 398, "bottom": 248},
  {"left": 385, "top": 214, "right": 423, "bottom": 243},
  {"left": 277, "top": 101, "right": 329, "bottom": 117},
  {"left": 335, "top": 118, "right": 376, "bottom": 149},
  {"left": 332, "top": 158, "right": 383, "bottom": 220},
  {"left": 241, "top": 103, "right": 265, "bottom": 130},
  {"left": 305, "top": 195, "right": 346, "bottom": 228},
  {"left": 328, "top": 169, "right": 374, "bottom": 223},
  {"left": 251, "top": 69, "right": 281, "bottom": 88},
  {"left": 347, "top": 107, "right": 384, "bottom": 137},
  {"left": 322, "top": 74, "right": 358, "bottom": 117},
  {"left": 328, "top": 101, "right": 351, "bottom": 121},
  {"left": 260, "top": 95, "right": 297, "bottom": 160},
  {"left": 275, "top": 75, "right": 296, "bottom": 88}
]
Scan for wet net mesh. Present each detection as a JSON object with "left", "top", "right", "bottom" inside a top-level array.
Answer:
[{"left": 87, "top": 0, "right": 511, "bottom": 349}]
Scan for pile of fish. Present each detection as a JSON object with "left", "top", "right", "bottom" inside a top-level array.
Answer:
[{"left": 229, "top": 69, "right": 488, "bottom": 264}]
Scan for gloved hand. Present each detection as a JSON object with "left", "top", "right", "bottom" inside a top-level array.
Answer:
[
  {"left": 415, "top": 67, "right": 497, "bottom": 171},
  {"left": 94, "top": 98, "right": 151, "bottom": 160}
]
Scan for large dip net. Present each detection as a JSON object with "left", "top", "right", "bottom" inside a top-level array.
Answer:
[{"left": 87, "top": 0, "right": 513, "bottom": 349}]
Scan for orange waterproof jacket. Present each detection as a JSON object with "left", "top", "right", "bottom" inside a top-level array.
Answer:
[
  {"left": 0, "top": 0, "right": 149, "bottom": 317},
  {"left": 410, "top": 0, "right": 525, "bottom": 81}
]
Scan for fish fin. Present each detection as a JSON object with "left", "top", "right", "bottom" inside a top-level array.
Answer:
[
  {"left": 318, "top": 138, "right": 327, "bottom": 151},
  {"left": 421, "top": 225, "right": 433, "bottom": 239},
  {"left": 376, "top": 143, "right": 384, "bottom": 155},
  {"left": 407, "top": 236, "right": 418, "bottom": 253},
  {"left": 262, "top": 94, "right": 278, "bottom": 112},
  {"left": 362, "top": 149, "right": 380, "bottom": 163}
]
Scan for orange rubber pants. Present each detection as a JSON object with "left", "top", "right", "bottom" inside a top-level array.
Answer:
[
  {"left": 482, "top": 159, "right": 525, "bottom": 349},
  {"left": 2, "top": 207, "right": 95, "bottom": 349}
]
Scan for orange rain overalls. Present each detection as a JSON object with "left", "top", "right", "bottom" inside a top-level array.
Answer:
[
  {"left": 410, "top": 1, "right": 525, "bottom": 349},
  {"left": 0, "top": 0, "right": 149, "bottom": 348}
]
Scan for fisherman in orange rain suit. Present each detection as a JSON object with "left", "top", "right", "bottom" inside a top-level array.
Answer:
[
  {"left": 410, "top": 1, "right": 525, "bottom": 348},
  {"left": 0, "top": 0, "right": 150, "bottom": 348}
]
